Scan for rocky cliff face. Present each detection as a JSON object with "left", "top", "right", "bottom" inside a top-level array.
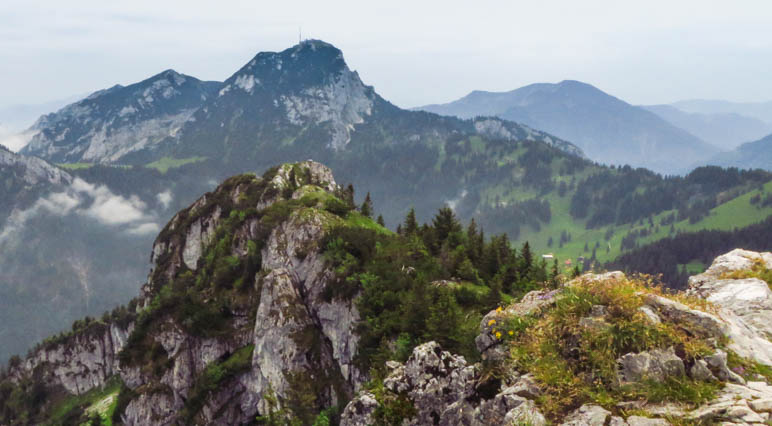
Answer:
[
  {"left": 21, "top": 70, "right": 220, "bottom": 163},
  {"left": 343, "top": 249, "right": 772, "bottom": 425},
  {"left": 2, "top": 160, "right": 364, "bottom": 425}
]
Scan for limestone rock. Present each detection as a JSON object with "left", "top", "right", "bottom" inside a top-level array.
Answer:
[
  {"left": 339, "top": 392, "right": 378, "bottom": 426},
  {"left": 341, "top": 342, "right": 547, "bottom": 426},
  {"left": 561, "top": 404, "right": 611, "bottom": 425},
  {"left": 617, "top": 347, "right": 685, "bottom": 383}
]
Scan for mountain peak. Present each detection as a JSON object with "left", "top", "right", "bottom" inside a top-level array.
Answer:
[
  {"left": 150, "top": 69, "right": 187, "bottom": 86},
  {"left": 233, "top": 39, "right": 348, "bottom": 86}
]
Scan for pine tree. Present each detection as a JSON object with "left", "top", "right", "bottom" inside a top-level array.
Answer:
[
  {"left": 425, "top": 289, "right": 462, "bottom": 350},
  {"left": 482, "top": 276, "right": 502, "bottom": 311},
  {"left": 466, "top": 219, "right": 481, "bottom": 263},
  {"left": 360, "top": 192, "right": 373, "bottom": 218},
  {"left": 520, "top": 241, "right": 533, "bottom": 275},
  {"left": 571, "top": 265, "right": 582, "bottom": 278},
  {"left": 550, "top": 258, "right": 560, "bottom": 288},
  {"left": 432, "top": 206, "right": 461, "bottom": 242},
  {"left": 376, "top": 215, "right": 385, "bottom": 227},
  {"left": 404, "top": 208, "right": 418, "bottom": 236},
  {"left": 344, "top": 184, "right": 355, "bottom": 209}
]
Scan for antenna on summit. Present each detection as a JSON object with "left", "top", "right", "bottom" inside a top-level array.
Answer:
[{"left": 299, "top": 27, "right": 302, "bottom": 44}]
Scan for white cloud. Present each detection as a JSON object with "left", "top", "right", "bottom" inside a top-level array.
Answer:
[
  {"left": 0, "top": 177, "right": 160, "bottom": 243},
  {"left": 156, "top": 190, "right": 172, "bottom": 209},
  {"left": 70, "top": 178, "right": 149, "bottom": 225},
  {"left": 127, "top": 222, "right": 160, "bottom": 235},
  {"left": 0, "top": 128, "right": 37, "bottom": 152}
]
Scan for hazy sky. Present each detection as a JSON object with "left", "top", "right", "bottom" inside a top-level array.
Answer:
[{"left": 2, "top": 0, "right": 772, "bottom": 110}]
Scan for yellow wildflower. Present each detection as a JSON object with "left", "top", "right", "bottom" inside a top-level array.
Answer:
[
  {"left": 496, "top": 306, "right": 503, "bottom": 313},
  {"left": 487, "top": 319, "right": 496, "bottom": 326},
  {"left": 495, "top": 331, "right": 502, "bottom": 339},
  {"left": 508, "top": 330, "right": 514, "bottom": 336}
]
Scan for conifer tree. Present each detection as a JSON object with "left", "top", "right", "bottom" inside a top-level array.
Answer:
[
  {"left": 344, "top": 184, "right": 355, "bottom": 210},
  {"left": 432, "top": 206, "right": 461, "bottom": 242},
  {"left": 520, "top": 241, "right": 533, "bottom": 275},
  {"left": 360, "top": 192, "right": 373, "bottom": 218},
  {"left": 550, "top": 258, "right": 560, "bottom": 288},
  {"left": 426, "top": 289, "right": 462, "bottom": 350},
  {"left": 376, "top": 215, "right": 385, "bottom": 227},
  {"left": 404, "top": 208, "right": 418, "bottom": 236},
  {"left": 482, "top": 276, "right": 502, "bottom": 311}
]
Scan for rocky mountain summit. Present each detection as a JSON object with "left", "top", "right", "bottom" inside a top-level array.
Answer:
[
  {"left": 342, "top": 249, "right": 772, "bottom": 425},
  {"left": 20, "top": 70, "right": 220, "bottom": 163},
  {"left": 2, "top": 160, "right": 366, "bottom": 424}
]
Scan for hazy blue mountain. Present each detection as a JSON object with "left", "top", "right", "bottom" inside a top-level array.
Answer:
[
  {"left": 705, "top": 133, "right": 772, "bottom": 171},
  {"left": 672, "top": 99, "right": 772, "bottom": 124},
  {"left": 642, "top": 104, "right": 772, "bottom": 150},
  {"left": 418, "top": 80, "right": 719, "bottom": 174},
  {"left": 20, "top": 70, "right": 220, "bottom": 163}
]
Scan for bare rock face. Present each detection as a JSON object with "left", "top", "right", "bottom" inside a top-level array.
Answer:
[
  {"left": 617, "top": 347, "right": 685, "bottom": 384},
  {"left": 689, "top": 249, "right": 772, "bottom": 287},
  {"left": 9, "top": 322, "right": 132, "bottom": 395},
  {"left": 120, "top": 161, "right": 362, "bottom": 424},
  {"left": 561, "top": 404, "right": 612, "bottom": 425},
  {"left": 686, "top": 249, "right": 772, "bottom": 365},
  {"left": 342, "top": 342, "right": 547, "bottom": 426},
  {"left": 339, "top": 391, "right": 378, "bottom": 426}
]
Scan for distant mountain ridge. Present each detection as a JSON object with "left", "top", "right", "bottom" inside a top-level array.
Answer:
[
  {"left": 671, "top": 99, "right": 772, "bottom": 124},
  {"left": 21, "top": 41, "right": 583, "bottom": 167},
  {"left": 418, "top": 80, "right": 719, "bottom": 174},
  {"left": 21, "top": 70, "right": 220, "bottom": 163},
  {"left": 705, "top": 133, "right": 772, "bottom": 171},
  {"left": 642, "top": 104, "right": 772, "bottom": 151}
]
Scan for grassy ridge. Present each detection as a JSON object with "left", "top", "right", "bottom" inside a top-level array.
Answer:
[{"left": 516, "top": 181, "right": 772, "bottom": 271}]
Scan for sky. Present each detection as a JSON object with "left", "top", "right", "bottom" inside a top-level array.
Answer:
[{"left": 2, "top": 0, "right": 772, "bottom": 114}]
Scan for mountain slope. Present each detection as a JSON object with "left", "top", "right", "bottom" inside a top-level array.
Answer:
[
  {"left": 20, "top": 70, "right": 220, "bottom": 163},
  {"left": 705, "top": 133, "right": 772, "bottom": 171},
  {"left": 642, "top": 104, "right": 772, "bottom": 150},
  {"left": 419, "top": 80, "right": 719, "bottom": 174}
]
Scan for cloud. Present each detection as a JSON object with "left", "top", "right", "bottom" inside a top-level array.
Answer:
[
  {"left": 71, "top": 178, "right": 148, "bottom": 225},
  {"left": 156, "top": 190, "right": 172, "bottom": 209},
  {"left": 127, "top": 222, "right": 160, "bottom": 235},
  {"left": 0, "top": 128, "right": 37, "bottom": 152},
  {"left": 0, "top": 177, "right": 160, "bottom": 243}
]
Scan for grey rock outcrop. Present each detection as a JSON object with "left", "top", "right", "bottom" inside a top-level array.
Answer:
[
  {"left": 686, "top": 249, "right": 772, "bottom": 365},
  {"left": 342, "top": 341, "right": 547, "bottom": 426},
  {"left": 9, "top": 322, "right": 132, "bottom": 395},
  {"left": 617, "top": 346, "right": 685, "bottom": 384},
  {"left": 561, "top": 404, "right": 611, "bottom": 425},
  {"left": 120, "top": 161, "right": 362, "bottom": 424}
]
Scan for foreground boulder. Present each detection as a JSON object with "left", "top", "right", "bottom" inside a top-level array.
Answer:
[{"left": 341, "top": 341, "right": 547, "bottom": 426}]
